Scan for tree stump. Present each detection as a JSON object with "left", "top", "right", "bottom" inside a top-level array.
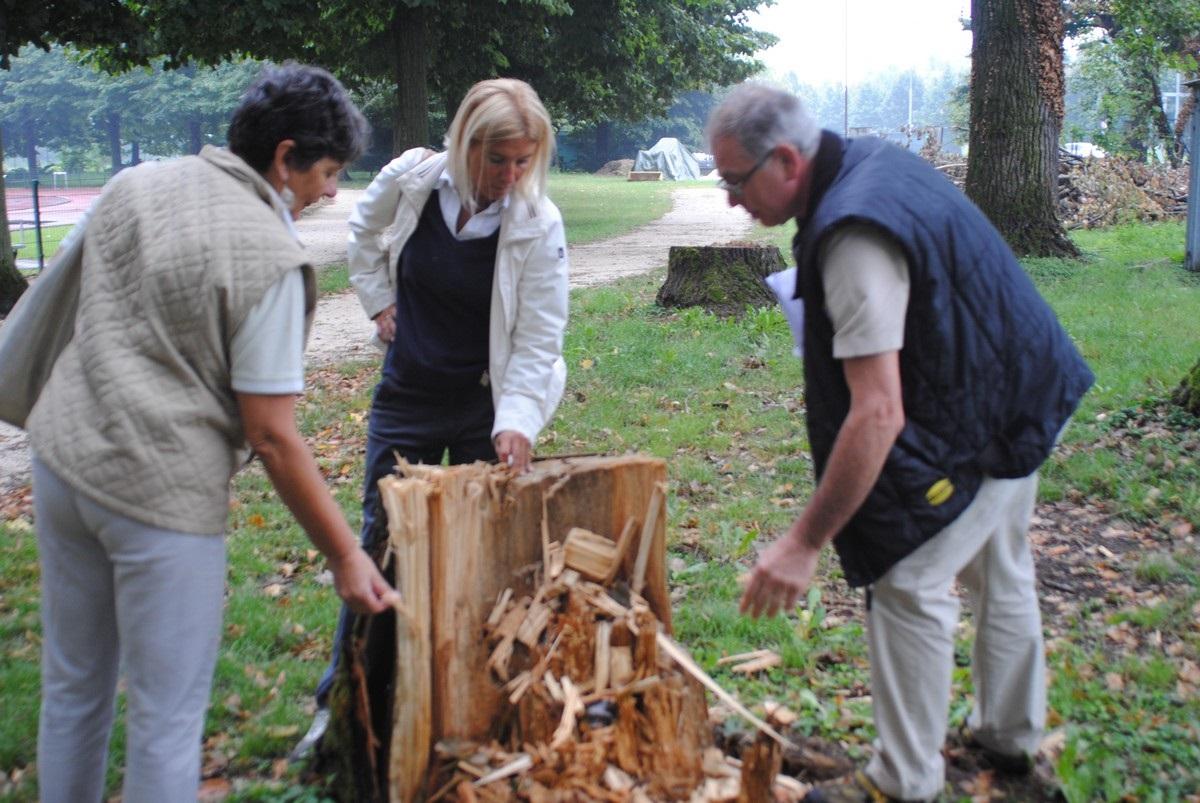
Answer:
[
  {"left": 320, "top": 455, "right": 674, "bottom": 802},
  {"left": 656, "top": 245, "right": 783, "bottom": 316},
  {"left": 1174, "top": 357, "right": 1200, "bottom": 417}
]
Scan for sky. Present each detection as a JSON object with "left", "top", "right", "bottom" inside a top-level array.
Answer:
[{"left": 748, "top": 0, "right": 974, "bottom": 86}]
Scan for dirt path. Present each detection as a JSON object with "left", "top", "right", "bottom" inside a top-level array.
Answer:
[{"left": 0, "top": 186, "right": 752, "bottom": 492}]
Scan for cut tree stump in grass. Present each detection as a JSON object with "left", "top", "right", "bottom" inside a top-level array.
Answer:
[
  {"left": 1174, "top": 357, "right": 1200, "bottom": 417},
  {"left": 656, "top": 244, "right": 783, "bottom": 316}
]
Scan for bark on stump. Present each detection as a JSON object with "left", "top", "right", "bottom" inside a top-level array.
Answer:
[
  {"left": 656, "top": 245, "right": 783, "bottom": 316},
  {"left": 320, "top": 455, "right": 674, "bottom": 802},
  {"left": 1174, "top": 357, "right": 1200, "bottom": 417}
]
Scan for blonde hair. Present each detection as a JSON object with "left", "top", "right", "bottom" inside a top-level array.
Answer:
[{"left": 444, "top": 78, "right": 554, "bottom": 213}]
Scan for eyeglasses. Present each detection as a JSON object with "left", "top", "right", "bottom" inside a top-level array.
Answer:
[{"left": 717, "top": 149, "right": 774, "bottom": 197}]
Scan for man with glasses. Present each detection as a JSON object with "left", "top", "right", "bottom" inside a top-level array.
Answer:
[{"left": 708, "top": 83, "right": 1092, "bottom": 802}]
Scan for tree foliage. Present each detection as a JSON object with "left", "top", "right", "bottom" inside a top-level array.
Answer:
[
  {"left": 145, "top": 0, "right": 776, "bottom": 154},
  {"left": 0, "top": 0, "right": 150, "bottom": 69},
  {"left": 0, "top": 46, "right": 94, "bottom": 174},
  {"left": 1063, "top": 0, "right": 1200, "bottom": 162}
]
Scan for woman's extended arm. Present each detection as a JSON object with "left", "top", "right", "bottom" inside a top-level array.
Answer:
[{"left": 238, "top": 392, "right": 399, "bottom": 615}]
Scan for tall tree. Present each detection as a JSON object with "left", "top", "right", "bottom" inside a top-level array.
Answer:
[
  {"left": 966, "top": 0, "right": 1078, "bottom": 257},
  {"left": 0, "top": 0, "right": 148, "bottom": 313},
  {"left": 1064, "top": 0, "right": 1200, "bottom": 162},
  {"left": 0, "top": 46, "right": 93, "bottom": 174},
  {"left": 136, "top": 0, "right": 773, "bottom": 155}
]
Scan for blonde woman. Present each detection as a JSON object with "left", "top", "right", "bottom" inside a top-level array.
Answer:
[{"left": 297, "top": 79, "right": 568, "bottom": 744}]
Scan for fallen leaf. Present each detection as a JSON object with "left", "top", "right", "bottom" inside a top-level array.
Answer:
[{"left": 197, "top": 778, "right": 231, "bottom": 802}]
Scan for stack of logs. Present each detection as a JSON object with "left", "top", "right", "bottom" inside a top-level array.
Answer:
[{"left": 420, "top": 487, "right": 807, "bottom": 802}]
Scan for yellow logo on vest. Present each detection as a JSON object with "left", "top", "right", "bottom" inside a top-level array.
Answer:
[{"left": 926, "top": 478, "right": 954, "bottom": 506}]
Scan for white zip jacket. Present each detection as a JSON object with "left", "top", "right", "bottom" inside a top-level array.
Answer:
[{"left": 348, "top": 149, "right": 569, "bottom": 444}]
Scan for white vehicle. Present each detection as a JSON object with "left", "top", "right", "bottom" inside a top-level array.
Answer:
[{"left": 1063, "top": 141, "right": 1107, "bottom": 158}]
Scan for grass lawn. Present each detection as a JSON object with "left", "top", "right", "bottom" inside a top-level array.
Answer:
[
  {"left": 11, "top": 224, "right": 74, "bottom": 269},
  {"left": 339, "top": 169, "right": 679, "bottom": 244},
  {"left": 2, "top": 220, "right": 1199, "bottom": 801},
  {"left": 313, "top": 173, "right": 679, "bottom": 295}
]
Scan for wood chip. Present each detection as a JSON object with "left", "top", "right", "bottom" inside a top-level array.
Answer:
[
  {"left": 550, "top": 676, "right": 584, "bottom": 749},
  {"left": 609, "top": 645, "right": 634, "bottom": 688},
  {"left": 594, "top": 620, "right": 612, "bottom": 693},
  {"left": 485, "top": 588, "right": 514, "bottom": 630},
  {"left": 656, "top": 631, "right": 796, "bottom": 751},
  {"left": 563, "top": 526, "right": 620, "bottom": 582},
  {"left": 603, "top": 517, "right": 641, "bottom": 585},
  {"left": 603, "top": 764, "right": 636, "bottom": 792},
  {"left": 716, "top": 649, "right": 775, "bottom": 666},
  {"left": 472, "top": 754, "right": 532, "bottom": 787},
  {"left": 631, "top": 483, "right": 665, "bottom": 595},
  {"left": 515, "top": 596, "right": 552, "bottom": 648},
  {"left": 543, "top": 672, "right": 564, "bottom": 704},
  {"left": 731, "top": 652, "right": 781, "bottom": 675},
  {"left": 762, "top": 700, "right": 798, "bottom": 727}
]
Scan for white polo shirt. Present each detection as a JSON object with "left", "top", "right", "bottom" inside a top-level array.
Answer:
[
  {"left": 229, "top": 188, "right": 306, "bottom": 395},
  {"left": 818, "top": 223, "right": 911, "bottom": 359}
]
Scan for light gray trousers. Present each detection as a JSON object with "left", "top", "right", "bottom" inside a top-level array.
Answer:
[
  {"left": 865, "top": 474, "right": 1045, "bottom": 801},
  {"left": 33, "top": 457, "right": 226, "bottom": 803}
]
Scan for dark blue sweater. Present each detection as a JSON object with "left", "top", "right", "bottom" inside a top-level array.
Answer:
[{"left": 385, "top": 193, "right": 499, "bottom": 390}]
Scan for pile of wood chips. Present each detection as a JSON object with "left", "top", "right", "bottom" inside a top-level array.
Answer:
[
  {"left": 422, "top": 490, "right": 807, "bottom": 803},
  {"left": 926, "top": 148, "right": 1189, "bottom": 231}
]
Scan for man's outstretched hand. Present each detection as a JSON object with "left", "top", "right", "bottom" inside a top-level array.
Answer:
[{"left": 739, "top": 530, "right": 821, "bottom": 619}]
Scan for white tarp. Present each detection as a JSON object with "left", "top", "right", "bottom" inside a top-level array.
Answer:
[{"left": 633, "top": 137, "right": 701, "bottom": 180}]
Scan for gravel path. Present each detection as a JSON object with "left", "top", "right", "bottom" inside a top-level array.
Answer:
[{"left": 0, "top": 185, "right": 752, "bottom": 492}]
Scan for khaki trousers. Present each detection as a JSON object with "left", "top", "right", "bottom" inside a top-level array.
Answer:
[{"left": 865, "top": 474, "right": 1045, "bottom": 801}]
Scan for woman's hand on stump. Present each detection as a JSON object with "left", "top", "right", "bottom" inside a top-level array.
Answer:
[
  {"left": 494, "top": 430, "right": 532, "bottom": 473},
  {"left": 328, "top": 547, "right": 401, "bottom": 614}
]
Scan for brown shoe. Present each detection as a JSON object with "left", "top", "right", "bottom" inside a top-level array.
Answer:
[
  {"left": 958, "top": 723, "right": 1033, "bottom": 776},
  {"left": 803, "top": 769, "right": 908, "bottom": 802}
]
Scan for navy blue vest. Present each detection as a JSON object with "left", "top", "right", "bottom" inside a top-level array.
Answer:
[
  {"left": 792, "top": 132, "right": 1094, "bottom": 587},
  {"left": 384, "top": 193, "right": 498, "bottom": 390}
]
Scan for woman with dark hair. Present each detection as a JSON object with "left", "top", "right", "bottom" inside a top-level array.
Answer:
[{"left": 0, "top": 63, "right": 398, "bottom": 803}]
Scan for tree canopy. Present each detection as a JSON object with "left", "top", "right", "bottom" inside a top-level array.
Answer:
[
  {"left": 1064, "top": 0, "right": 1200, "bottom": 161},
  {"left": 126, "top": 0, "right": 775, "bottom": 154}
]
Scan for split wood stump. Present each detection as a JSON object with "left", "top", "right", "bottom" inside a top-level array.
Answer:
[
  {"left": 656, "top": 244, "right": 784, "bottom": 316},
  {"left": 328, "top": 455, "right": 674, "bottom": 802}
]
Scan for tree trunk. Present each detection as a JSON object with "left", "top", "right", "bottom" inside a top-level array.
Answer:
[
  {"left": 319, "top": 456, "right": 675, "bottom": 802},
  {"left": 106, "top": 112, "right": 122, "bottom": 174},
  {"left": 131, "top": 141, "right": 141, "bottom": 166},
  {"left": 0, "top": 131, "right": 29, "bottom": 316},
  {"left": 656, "top": 245, "right": 782, "bottom": 316},
  {"left": 595, "top": 121, "right": 612, "bottom": 170},
  {"left": 390, "top": 2, "right": 429, "bottom": 155},
  {"left": 966, "top": 0, "right": 1078, "bottom": 257},
  {"left": 1173, "top": 93, "right": 1193, "bottom": 162},
  {"left": 1175, "top": 357, "right": 1200, "bottom": 417},
  {"left": 1139, "top": 69, "right": 1178, "bottom": 167},
  {"left": 24, "top": 121, "right": 38, "bottom": 177},
  {"left": 188, "top": 119, "right": 202, "bottom": 155}
]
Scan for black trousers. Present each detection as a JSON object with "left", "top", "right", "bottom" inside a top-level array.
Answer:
[{"left": 315, "top": 378, "right": 495, "bottom": 706}]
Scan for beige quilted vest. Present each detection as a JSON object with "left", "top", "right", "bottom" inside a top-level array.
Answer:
[{"left": 28, "top": 147, "right": 314, "bottom": 534}]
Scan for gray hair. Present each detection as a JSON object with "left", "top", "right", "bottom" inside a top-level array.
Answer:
[{"left": 706, "top": 83, "right": 820, "bottom": 160}]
